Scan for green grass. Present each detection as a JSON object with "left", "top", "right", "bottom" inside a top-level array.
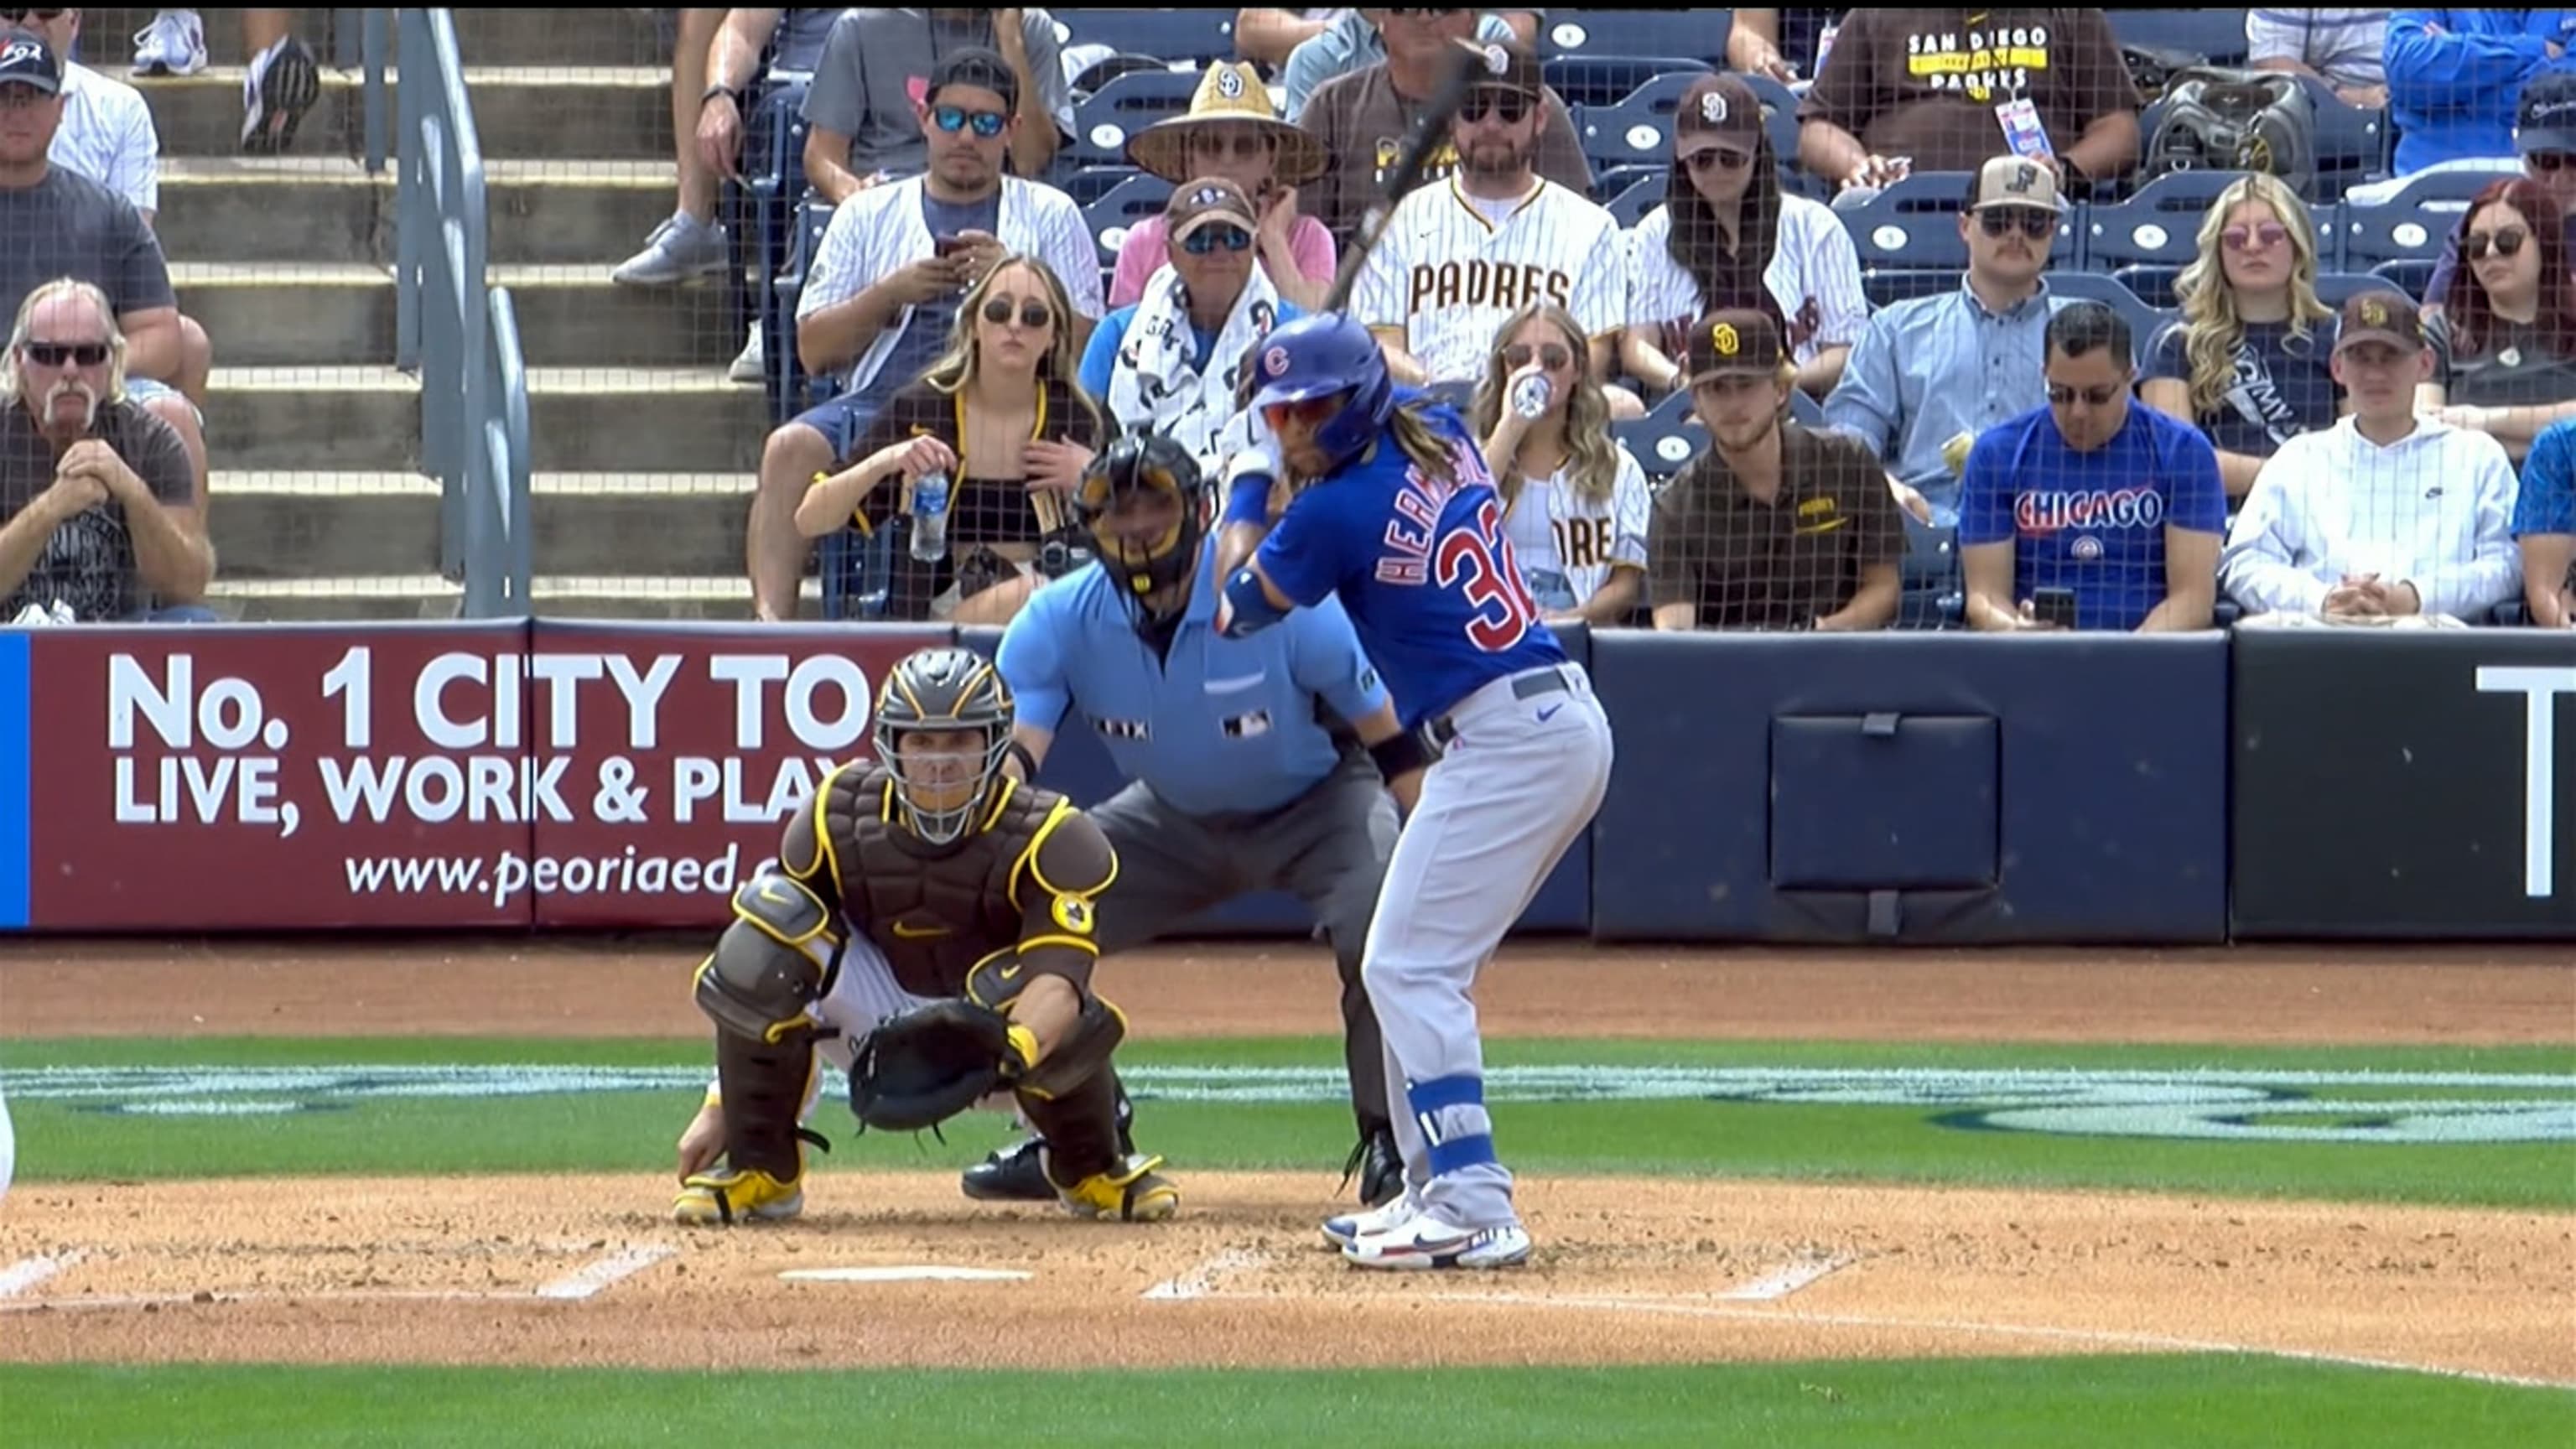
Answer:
[
  {"left": 0, "top": 1357, "right": 2564, "bottom": 1447},
  {"left": 5, "top": 1036, "right": 2569, "bottom": 1208}
]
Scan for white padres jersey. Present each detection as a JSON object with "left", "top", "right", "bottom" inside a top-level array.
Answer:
[
  {"left": 1501, "top": 446, "right": 1653, "bottom": 611},
  {"left": 1624, "top": 193, "right": 1869, "bottom": 371},
  {"left": 1354, "top": 175, "right": 1628, "bottom": 386}
]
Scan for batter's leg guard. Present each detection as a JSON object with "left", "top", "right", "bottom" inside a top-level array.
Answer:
[
  {"left": 674, "top": 1026, "right": 825, "bottom": 1226},
  {"left": 1021, "top": 1070, "right": 1176, "bottom": 1222}
]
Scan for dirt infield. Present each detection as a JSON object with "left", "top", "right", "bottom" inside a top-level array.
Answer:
[{"left": 1, "top": 941, "right": 2570, "bottom": 1384}]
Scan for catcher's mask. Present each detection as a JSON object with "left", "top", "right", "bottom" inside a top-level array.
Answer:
[
  {"left": 1070, "top": 431, "right": 1210, "bottom": 626},
  {"left": 871, "top": 647, "right": 1015, "bottom": 848}
]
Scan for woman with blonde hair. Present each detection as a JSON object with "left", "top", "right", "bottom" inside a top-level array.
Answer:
[
  {"left": 797, "top": 253, "right": 1104, "bottom": 625},
  {"left": 1472, "top": 302, "right": 1651, "bottom": 627},
  {"left": 2140, "top": 172, "right": 2342, "bottom": 502}
]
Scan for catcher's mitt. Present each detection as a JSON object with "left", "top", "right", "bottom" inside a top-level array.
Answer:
[{"left": 846, "top": 999, "right": 1028, "bottom": 1135}]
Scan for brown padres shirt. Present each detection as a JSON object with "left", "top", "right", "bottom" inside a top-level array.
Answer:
[
  {"left": 1797, "top": 8, "right": 2140, "bottom": 176},
  {"left": 1648, "top": 421, "right": 1907, "bottom": 628}
]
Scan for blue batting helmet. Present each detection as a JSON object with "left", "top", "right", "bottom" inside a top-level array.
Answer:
[{"left": 1246, "top": 314, "right": 1394, "bottom": 474}]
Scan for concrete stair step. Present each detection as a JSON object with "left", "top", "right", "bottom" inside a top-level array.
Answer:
[
  {"left": 208, "top": 574, "right": 818, "bottom": 623},
  {"left": 80, "top": 7, "right": 663, "bottom": 70},
  {"left": 134, "top": 66, "right": 667, "bottom": 161},
  {"left": 205, "top": 365, "right": 764, "bottom": 474},
  {"left": 158, "top": 158, "right": 680, "bottom": 267},
  {"left": 172, "top": 264, "right": 751, "bottom": 371},
  {"left": 207, "top": 471, "right": 751, "bottom": 580}
]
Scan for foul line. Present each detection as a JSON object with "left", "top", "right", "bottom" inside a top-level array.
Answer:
[
  {"left": 0, "top": 1252, "right": 86, "bottom": 1298},
  {"left": 1719, "top": 1257, "right": 1851, "bottom": 1301},
  {"left": 1142, "top": 1248, "right": 1268, "bottom": 1301},
  {"left": 535, "top": 1244, "right": 676, "bottom": 1301},
  {"left": 1260, "top": 1287, "right": 2575, "bottom": 1394},
  {"left": 0, "top": 1287, "right": 527, "bottom": 1314}
]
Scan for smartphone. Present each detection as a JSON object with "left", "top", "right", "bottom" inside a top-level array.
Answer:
[
  {"left": 2032, "top": 587, "right": 2079, "bottom": 631},
  {"left": 932, "top": 234, "right": 968, "bottom": 258}
]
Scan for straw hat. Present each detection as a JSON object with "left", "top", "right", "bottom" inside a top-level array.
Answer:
[{"left": 1126, "top": 60, "right": 1328, "bottom": 187}]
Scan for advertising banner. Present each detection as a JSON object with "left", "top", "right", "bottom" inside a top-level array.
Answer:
[
  {"left": 2231, "top": 630, "right": 2576, "bottom": 938},
  {"left": 12, "top": 622, "right": 943, "bottom": 932}
]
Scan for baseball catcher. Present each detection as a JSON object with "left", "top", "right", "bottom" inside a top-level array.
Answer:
[{"left": 670, "top": 645, "right": 1179, "bottom": 1225}]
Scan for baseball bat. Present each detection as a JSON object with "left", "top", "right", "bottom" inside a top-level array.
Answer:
[{"left": 1320, "top": 43, "right": 1486, "bottom": 316}]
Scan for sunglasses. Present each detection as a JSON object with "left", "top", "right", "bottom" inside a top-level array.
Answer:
[
  {"left": 2046, "top": 382, "right": 2124, "bottom": 407},
  {"left": 1977, "top": 207, "right": 2057, "bottom": 240},
  {"left": 1182, "top": 225, "right": 1253, "bottom": 255},
  {"left": 22, "top": 340, "right": 106, "bottom": 366},
  {"left": 1461, "top": 86, "right": 1532, "bottom": 124},
  {"left": 1503, "top": 342, "right": 1572, "bottom": 371},
  {"left": 2222, "top": 221, "right": 2290, "bottom": 252},
  {"left": 1686, "top": 146, "right": 1755, "bottom": 173},
  {"left": 2464, "top": 226, "right": 2529, "bottom": 260},
  {"left": 931, "top": 105, "right": 1008, "bottom": 139},
  {"left": 2529, "top": 151, "right": 2576, "bottom": 173},
  {"left": 1261, "top": 395, "right": 1343, "bottom": 433},
  {"left": 980, "top": 297, "right": 1052, "bottom": 330}
]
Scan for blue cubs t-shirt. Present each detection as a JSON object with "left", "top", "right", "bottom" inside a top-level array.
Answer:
[
  {"left": 1957, "top": 402, "right": 2230, "bottom": 631},
  {"left": 2143, "top": 315, "right": 2340, "bottom": 460},
  {"left": 1253, "top": 396, "right": 1567, "bottom": 730}
]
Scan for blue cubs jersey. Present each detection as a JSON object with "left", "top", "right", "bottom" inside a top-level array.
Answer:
[{"left": 1254, "top": 397, "right": 1566, "bottom": 730}]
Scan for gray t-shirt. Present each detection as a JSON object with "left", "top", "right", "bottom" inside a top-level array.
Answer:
[
  {"left": 801, "top": 9, "right": 1072, "bottom": 179},
  {"left": 773, "top": 7, "right": 839, "bottom": 74},
  {"left": 0, "top": 166, "right": 174, "bottom": 325},
  {"left": 0, "top": 397, "right": 195, "bottom": 622}
]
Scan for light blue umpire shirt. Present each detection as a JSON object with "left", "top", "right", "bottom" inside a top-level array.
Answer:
[{"left": 996, "top": 537, "right": 1391, "bottom": 818}]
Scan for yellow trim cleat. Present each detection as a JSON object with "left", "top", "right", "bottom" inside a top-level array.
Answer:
[
  {"left": 673, "top": 1166, "right": 804, "bottom": 1225},
  {"left": 1051, "top": 1151, "right": 1181, "bottom": 1222}
]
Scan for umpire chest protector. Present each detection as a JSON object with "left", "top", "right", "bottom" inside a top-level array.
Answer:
[{"left": 801, "top": 764, "right": 1079, "bottom": 999}]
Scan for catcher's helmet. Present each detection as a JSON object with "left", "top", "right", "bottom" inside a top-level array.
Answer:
[
  {"left": 871, "top": 646, "right": 1015, "bottom": 847},
  {"left": 1070, "top": 430, "right": 1210, "bottom": 621},
  {"left": 1246, "top": 314, "right": 1394, "bottom": 476}
]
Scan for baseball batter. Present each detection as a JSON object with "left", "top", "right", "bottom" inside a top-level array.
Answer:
[
  {"left": 1212, "top": 313, "right": 1617, "bottom": 1271},
  {"left": 1353, "top": 39, "right": 1626, "bottom": 393},
  {"left": 670, "top": 647, "right": 1179, "bottom": 1225}
]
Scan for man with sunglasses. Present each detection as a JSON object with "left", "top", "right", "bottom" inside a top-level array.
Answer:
[
  {"left": 1297, "top": 14, "right": 1591, "bottom": 245},
  {"left": 973, "top": 431, "right": 1414, "bottom": 1209},
  {"left": 1083, "top": 178, "right": 1305, "bottom": 474},
  {"left": 2220, "top": 290, "right": 2523, "bottom": 625},
  {"left": 1353, "top": 39, "right": 1628, "bottom": 408},
  {"left": 1825, "top": 156, "right": 2069, "bottom": 527},
  {"left": 748, "top": 47, "right": 1100, "bottom": 622},
  {"left": 0, "top": 276, "right": 208, "bottom": 623},
  {"left": 801, "top": 7, "right": 1073, "bottom": 204},
  {"left": 2425, "top": 73, "right": 2576, "bottom": 314},
  {"left": 1959, "top": 302, "right": 2225, "bottom": 634}
]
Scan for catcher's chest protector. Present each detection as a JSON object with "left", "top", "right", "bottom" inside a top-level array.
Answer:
[{"left": 823, "top": 768, "right": 1064, "bottom": 998}]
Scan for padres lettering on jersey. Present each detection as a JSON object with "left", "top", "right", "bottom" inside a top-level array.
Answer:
[
  {"left": 1903, "top": 23, "right": 2052, "bottom": 101},
  {"left": 1405, "top": 260, "right": 1574, "bottom": 315},
  {"left": 1553, "top": 515, "right": 1614, "bottom": 571},
  {"left": 1354, "top": 178, "right": 1627, "bottom": 387}
]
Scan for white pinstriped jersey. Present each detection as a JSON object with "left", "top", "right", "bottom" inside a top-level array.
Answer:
[
  {"left": 1499, "top": 445, "right": 1654, "bottom": 611},
  {"left": 1353, "top": 175, "right": 1627, "bottom": 386},
  {"left": 1624, "top": 194, "right": 1870, "bottom": 371}
]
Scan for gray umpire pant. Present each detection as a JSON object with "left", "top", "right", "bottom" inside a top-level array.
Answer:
[{"left": 1086, "top": 747, "right": 1400, "bottom": 1138}]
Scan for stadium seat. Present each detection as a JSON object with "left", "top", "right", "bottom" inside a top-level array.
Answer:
[
  {"left": 740, "top": 76, "right": 813, "bottom": 397},
  {"left": 1614, "top": 387, "right": 1706, "bottom": 480},
  {"left": 2043, "top": 271, "right": 2172, "bottom": 368},
  {"left": 1054, "top": 9, "right": 1234, "bottom": 65},
  {"left": 1543, "top": 55, "right": 1710, "bottom": 111},
  {"left": 2336, "top": 168, "right": 2511, "bottom": 270},
  {"left": 2317, "top": 270, "right": 2406, "bottom": 308},
  {"left": 2301, "top": 76, "right": 2392, "bottom": 200},
  {"left": 2111, "top": 263, "right": 2184, "bottom": 310},
  {"left": 1061, "top": 69, "right": 1204, "bottom": 171},
  {"left": 1605, "top": 175, "right": 1665, "bottom": 228},
  {"left": 1897, "top": 516, "right": 1962, "bottom": 630},
  {"left": 2081, "top": 169, "right": 2255, "bottom": 272},
  {"left": 1789, "top": 389, "right": 1826, "bottom": 428},
  {"left": 1590, "top": 162, "right": 1665, "bottom": 203},
  {"left": 1860, "top": 269, "right": 1959, "bottom": 309},
  {"left": 1061, "top": 164, "right": 1145, "bottom": 208},
  {"left": 2367, "top": 257, "right": 2438, "bottom": 304},
  {"left": 1574, "top": 70, "right": 1706, "bottom": 171},
  {"left": 1538, "top": 9, "right": 1736, "bottom": 68},
  {"left": 768, "top": 198, "right": 836, "bottom": 423},
  {"left": 818, "top": 517, "right": 901, "bottom": 621},
  {"left": 1083, "top": 173, "right": 1176, "bottom": 265},
  {"left": 2106, "top": 9, "right": 2251, "bottom": 66}
]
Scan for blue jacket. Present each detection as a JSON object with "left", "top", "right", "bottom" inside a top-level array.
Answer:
[{"left": 2386, "top": 9, "right": 2576, "bottom": 172}]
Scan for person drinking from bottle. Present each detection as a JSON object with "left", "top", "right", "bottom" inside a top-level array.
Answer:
[
  {"left": 1468, "top": 302, "right": 1652, "bottom": 627},
  {"left": 796, "top": 253, "right": 1104, "bottom": 626}
]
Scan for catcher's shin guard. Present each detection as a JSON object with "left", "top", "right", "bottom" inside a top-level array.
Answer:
[
  {"left": 675, "top": 1026, "right": 824, "bottom": 1225},
  {"left": 1021, "top": 1069, "right": 1178, "bottom": 1221}
]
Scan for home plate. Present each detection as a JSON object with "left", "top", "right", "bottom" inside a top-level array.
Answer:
[{"left": 779, "top": 1266, "right": 1034, "bottom": 1284}]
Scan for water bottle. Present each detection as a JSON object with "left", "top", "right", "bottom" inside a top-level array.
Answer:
[
  {"left": 909, "top": 470, "right": 951, "bottom": 563},
  {"left": 1511, "top": 372, "right": 1553, "bottom": 420}
]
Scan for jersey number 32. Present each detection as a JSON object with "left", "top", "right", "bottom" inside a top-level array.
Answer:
[{"left": 1436, "top": 498, "right": 1541, "bottom": 652}]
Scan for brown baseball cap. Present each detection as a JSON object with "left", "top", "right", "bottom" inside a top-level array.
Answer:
[
  {"left": 2334, "top": 288, "right": 2427, "bottom": 353},
  {"left": 1685, "top": 309, "right": 1786, "bottom": 384},
  {"left": 1452, "top": 36, "right": 1542, "bottom": 97},
  {"left": 1165, "top": 175, "right": 1259, "bottom": 240},
  {"left": 1675, "top": 74, "right": 1762, "bottom": 158}
]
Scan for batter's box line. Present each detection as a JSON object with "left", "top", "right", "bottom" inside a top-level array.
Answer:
[
  {"left": 0, "top": 1242, "right": 679, "bottom": 1314},
  {"left": 1196, "top": 1287, "right": 2573, "bottom": 1394},
  {"left": 1141, "top": 1247, "right": 1268, "bottom": 1301}
]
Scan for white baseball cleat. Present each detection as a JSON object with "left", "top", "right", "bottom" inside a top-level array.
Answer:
[
  {"left": 1320, "top": 1187, "right": 1421, "bottom": 1250},
  {"left": 1342, "top": 1213, "right": 1532, "bottom": 1271}
]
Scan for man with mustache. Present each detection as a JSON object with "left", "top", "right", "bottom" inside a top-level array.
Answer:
[{"left": 0, "top": 276, "right": 207, "bottom": 622}]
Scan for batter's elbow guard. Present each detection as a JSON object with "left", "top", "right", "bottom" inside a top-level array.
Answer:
[{"left": 1221, "top": 566, "right": 1287, "bottom": 638}]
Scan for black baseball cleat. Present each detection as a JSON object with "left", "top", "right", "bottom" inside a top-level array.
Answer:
[
  {"left": 1343, "top": 1126, "right": 1405, "bottom": 1208},
  {"left": 961, "top": 1135, "right": 1056, "bottom": 1202}
]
